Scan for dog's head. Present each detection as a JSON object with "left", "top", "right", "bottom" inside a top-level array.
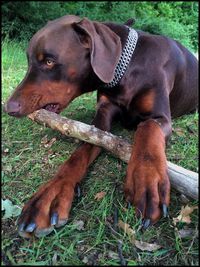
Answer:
[{"left": 4, "top": 15, "right": 121, "bottom": 117}]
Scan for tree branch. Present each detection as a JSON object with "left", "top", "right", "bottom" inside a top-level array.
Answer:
[{"left": 28, "top": 109, "right": 198, "bottom": 200}]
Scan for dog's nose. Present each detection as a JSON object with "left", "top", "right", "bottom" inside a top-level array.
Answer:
[{"left": 4, "top": 100, "right": 21, "bottom": 116}]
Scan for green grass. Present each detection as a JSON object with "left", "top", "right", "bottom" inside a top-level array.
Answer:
[{"left": 2, "top": 41, "right": 199, "bottom": 266}]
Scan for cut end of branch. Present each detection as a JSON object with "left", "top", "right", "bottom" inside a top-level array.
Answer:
[{"left": 27, "top": 110, "right": 40, "bottom": 120}]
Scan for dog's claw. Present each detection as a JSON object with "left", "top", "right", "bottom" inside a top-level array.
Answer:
[
  {"left": 18, "top": 222, "right": 26, "bottom": 232},
  {"left": 51, "top": 212, "right": 59, "bottom": 226},
  {"left": 142, "top": 219, "right": 151, "bottom": 229},
  {"left": 162, "top": 204, "right": 168, "bottom": 218},
  {"left": 75, "top": 183, "right": 81, "bottom": 198},
  {"left": 25, "top": 222, "right": 37, "bottom": 232}
]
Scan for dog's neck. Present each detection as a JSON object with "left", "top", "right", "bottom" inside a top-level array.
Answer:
[
  {"left": 104, "top": 26, "right": 138, "bottom": 88},
  {"left": 101, "top": 23, "right": 138, "bottom": 89}
]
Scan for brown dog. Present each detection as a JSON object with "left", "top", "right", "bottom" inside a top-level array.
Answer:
[{"left": 4, "top": 15, "right": 198, "bottom": 238}]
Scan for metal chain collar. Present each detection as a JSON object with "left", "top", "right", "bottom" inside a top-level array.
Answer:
[{"left": 104, "top": 27, "right": 138, "bottom": 88}]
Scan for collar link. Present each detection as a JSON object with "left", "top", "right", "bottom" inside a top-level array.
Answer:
[{"left": 104, "top": 27, "right": 138, "bottom": 88}]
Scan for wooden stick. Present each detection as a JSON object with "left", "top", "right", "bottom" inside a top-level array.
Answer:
[{"left": 28, "top": 109, "right": 198, "bottom": 200}]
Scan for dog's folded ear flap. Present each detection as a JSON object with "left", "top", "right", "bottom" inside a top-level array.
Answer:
[
  {"left": 124, "top": 18, "right": 135, "bottom": 27},
  {"left": 73, "top": 18, "right": 122, "bottom": 83}
]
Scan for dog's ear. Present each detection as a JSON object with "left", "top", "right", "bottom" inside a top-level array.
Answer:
[
  {"left": 124, "top": 18, "right": 135, "bottom": 27},
  {"left": 73, "top": 18, "right": 122, "bottom": 83}
]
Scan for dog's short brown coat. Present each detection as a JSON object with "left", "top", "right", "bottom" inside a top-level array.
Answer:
[{"left": 5, "top": 15, "right": 198, "bottom": 237}]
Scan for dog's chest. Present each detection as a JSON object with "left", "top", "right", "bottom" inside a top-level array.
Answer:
[{"left": 101, "top": 88, "right": 154, "bottom": 129}]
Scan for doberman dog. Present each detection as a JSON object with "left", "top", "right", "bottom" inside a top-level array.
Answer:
[{"left": 4, "top": 15, "right": 198, "bottom": 238}]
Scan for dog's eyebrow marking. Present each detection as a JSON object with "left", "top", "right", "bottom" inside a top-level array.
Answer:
[
  {"left": 43, "top": 50, "right": 58, "bottom": 60},
  {"left": 38, "top": 54, "right": 44, "bottom": 61},
  {"left": 36, "top": 51, "right": 57, "bottom": 63}
]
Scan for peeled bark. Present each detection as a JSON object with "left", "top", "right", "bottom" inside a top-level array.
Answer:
[{"left": 28, "top": 109, "right": 198, "bottom": 200}]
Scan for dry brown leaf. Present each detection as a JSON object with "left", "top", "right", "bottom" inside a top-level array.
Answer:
[
  {"left": 41, "top": 135, "right": 56, "bottom": 148},
  {"left": 134, "top": 240, "right": 161, "bottom": 251},
  {"left": 117, "top": 219, "right": 135, "bottom": 243},
  {"left": 44, "top": 137, "right": 57, "bottom": 148},
  {"left": 122, "top": 207, "right": 128, "bottom": 212},
  {"left": 41, "top": 135, "right": 48, "bottom": 144},
  {"left": 173, "top": 205, "right": 198, "bottom": 225},
  {"left": 117, "top": 220, "right": 161, "bottom": 251},
  {"left": 94, "top": 191, "right": 106, "bottom": 201},
  {"left": 174, "top": 127, "right": 185, "bottom": 137}
]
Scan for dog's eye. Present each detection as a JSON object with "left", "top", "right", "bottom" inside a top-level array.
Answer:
[{"left": 46, "top": 59, "right": 54, "bottom": 66}]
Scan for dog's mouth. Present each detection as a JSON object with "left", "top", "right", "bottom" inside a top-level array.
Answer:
[{"left": 42, "top": 103, "right": 61, "bottom": 113}]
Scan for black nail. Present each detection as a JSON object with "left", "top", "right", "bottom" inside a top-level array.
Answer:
[
  {"left": 118, "top": 240, "right": 126, "bottom": 266},
  {"left": 25, "top": 222, "right": 36, "bottom": 232},
  {"left": 142, "top": 219, "right": 151, "bottom": 229},
  {"left": 113, "top": 206, "right": 118, "bottom": 229},
  {"left": 127, "top": 201, "right": 131, "bottom": 209},
  {"left": 75, "top": 184, "right": 81, "bottom": 198},
  {"left": 18, "top": 222, "right": 26, "bottom": 232},
  {"left": 162, "top": 204, "right": 168, "bottom": 218},
  {"left": 51, "top": 212, "right": 58, "bottom": 226}
]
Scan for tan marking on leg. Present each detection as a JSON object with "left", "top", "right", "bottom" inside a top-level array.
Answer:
[{"left": 135, "top": 89, "right": 155, "bottom": 113}]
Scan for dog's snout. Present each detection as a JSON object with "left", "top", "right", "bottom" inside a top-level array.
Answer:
[{"left": 4, "top": 100, "right": 21, "bottom": 117}]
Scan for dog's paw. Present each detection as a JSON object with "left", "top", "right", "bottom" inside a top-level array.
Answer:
[
  {"left": 124, "top": 164, "right": 170, "bottom": 228},
  {"left": 17, "top": 178, "right": 75, "bottom": 238}
]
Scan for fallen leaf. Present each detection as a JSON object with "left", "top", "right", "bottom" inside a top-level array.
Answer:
[
  {"left": 94, "top": 191, "right": 106, "bottom": 201},
  {"left": 42, "top": 155, "right": 49, "bottom": 163},
  {"left": 117, "top": 220, "right": 161, "bottom": 251},
  {"left": 73, "top": 220, "right": 84, "bottom": 230},
  {"left": 47, "top": 149, "right": 53, "bottom": 155},
  {"left": 107, "top": 250, "right": 119, "bottom": 260},
  {"left": 177, "top": 228, "right": 196, "bottom": 238},
  {"left": 82, "top": 256, "right": 88, "bottom": 264},
  {"left": 76, "top": 105, "right": 86, "bottom": 111},
  {"left": 3, "top": 148, "right": 9, "bottom": 154},
  {"left": 44, "top": 137, "right": 56, "bottom": 148},
  {"left": 174, "top": 127, "right": 185, "bottom": 137},
  {"left": 134, "top": 240, "right": 161, "bottom": 251},
  {"left": 2, "top": 199, "right": 21, "bottom": 219},
  {"left": 41, "top": 135, "right": 48, "bottom": 144},
  {"left": 118, "top": 219, "right": 135, "bottom": 243},
  {"left": 52, "top": 252, "right": 58, "bottom": 265},
  {"left": 122, "top": 207, "right": 128, "bottom": 212},
  {"left": 173, "top": 205, "right": 198, "bottom": 225}
]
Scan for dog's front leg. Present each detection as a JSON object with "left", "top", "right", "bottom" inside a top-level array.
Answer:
[
  {"left": 124, "top": 118, "right": 171, "bottom": 228},
  {"left": 18, "top": 97, "right": 120, "bottom": 238}
]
